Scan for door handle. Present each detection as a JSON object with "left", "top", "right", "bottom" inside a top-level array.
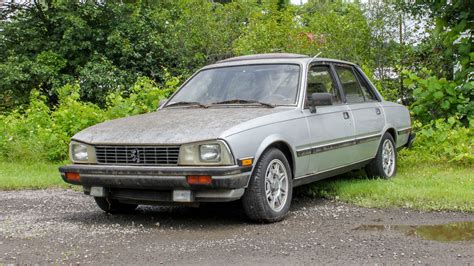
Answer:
[
  {"left": 343, "top": 112, "right": 350, "bottom": 119},
  {"left": 375, "top": 108, "right": 381, "bottom": 115}
]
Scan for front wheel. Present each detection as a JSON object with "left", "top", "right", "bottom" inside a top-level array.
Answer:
[
  {"left": 366, "top": 133, "right": 397, "bottom": 179},
  {"left": 242, "top": 148, "right": 293, "bottom": 223},
  {"left": 94, "top": 197, "right": 138, "bottom": 214}
]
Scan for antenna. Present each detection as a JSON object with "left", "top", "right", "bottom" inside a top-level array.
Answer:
[{"left": 311, "top": 52, "right": 322, "bottom": 61}]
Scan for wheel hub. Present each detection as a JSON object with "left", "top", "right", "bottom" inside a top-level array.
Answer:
[
  {"left": 381, "top": 139, "right": 395, "bottom": 176},
  {"left": 265, "top": 159, "right": 289, "bottom": 212}
]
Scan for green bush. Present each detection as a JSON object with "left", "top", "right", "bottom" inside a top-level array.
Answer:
[
  {"left": 403, "top": 69, "right": 473, "bottom": 123},
  {"left": 105, "top": 74, "right": 178, "bottom": 119},
  {"left": 400, "top": 117, "right": 474, "bottom": 166},
  {"left": 0, "top": 75, "right": 178, "bottom": 162}
]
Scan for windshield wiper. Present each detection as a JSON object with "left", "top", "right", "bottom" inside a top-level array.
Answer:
[
  {"left": 165, "top": 101, "right": 208, "bottom": 108},
  {"left": 211, "top": 99, "right": 275, "bottom": 108}
]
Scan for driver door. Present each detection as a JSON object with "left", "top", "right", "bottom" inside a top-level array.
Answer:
[{"left": 302, "top": 64, "right": 356, "bottom": 174}]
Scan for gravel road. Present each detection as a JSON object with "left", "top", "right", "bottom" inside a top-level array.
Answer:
[{"left": 0, "top": 189, "right": 473, "bottom": 265}]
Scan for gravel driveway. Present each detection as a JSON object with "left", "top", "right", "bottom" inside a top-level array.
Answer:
[{"left": 0, "top": 189, "right": 473, "bottom": 265}]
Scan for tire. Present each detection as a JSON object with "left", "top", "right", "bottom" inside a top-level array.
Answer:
[
  {"left": 242, "top": 148, "right": 293, "bottom": 223},
  {"left": 366, "top": 132, "right": 397, "bottom": 179},
  {"left": 94, "top": 197, "right": 138, "bottom": 214}
]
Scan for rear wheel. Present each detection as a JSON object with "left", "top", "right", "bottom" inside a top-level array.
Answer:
[
  {"left": 242, "top": 148, "right": 293, "bottom": 223},
  {"left": 94, "top": 197, "right": 138, "bottom": 214},
  {"left": 366, "top": 132, "right": 397, "bottom": 179}
]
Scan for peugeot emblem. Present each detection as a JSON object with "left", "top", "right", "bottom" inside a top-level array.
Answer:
[{"left": 130, "top": 149, "right": 141, "bottom": 163}]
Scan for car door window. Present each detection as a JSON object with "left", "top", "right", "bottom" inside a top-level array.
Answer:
[
  {"left": 306, "top": 65, "right": 341, "bottom": 106},
  {"left": 335, "top": 66, "right": 365, "bottom": 103},
  {"left": 354, "top": 69, "right": 377, "bottom": 101}
]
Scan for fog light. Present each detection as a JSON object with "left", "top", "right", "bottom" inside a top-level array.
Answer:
[
  {"left": 187, "top": 175, "right": 212, "bottom": 185},
  {"left": 65, "top": 172, "right": 81, "bottom": 182}
]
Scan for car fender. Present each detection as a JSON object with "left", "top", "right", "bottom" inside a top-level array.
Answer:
[{"left": 248, "top": 134, "right": 296, "bottom": 184}]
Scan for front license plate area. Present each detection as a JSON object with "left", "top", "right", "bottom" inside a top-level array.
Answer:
[
  {"left": 173, "top": 190, "right": 194, "bottom": 202},
  {"left": 90, "top": 186, "right": 108, "bottom": 197}
]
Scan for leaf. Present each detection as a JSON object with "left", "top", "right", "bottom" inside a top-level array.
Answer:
[
  {"left": 441, "top": 100, "right": 450, "bottom": 110},
  {"left": 433, "top": 91, "right": 444, "bottom": 99}
]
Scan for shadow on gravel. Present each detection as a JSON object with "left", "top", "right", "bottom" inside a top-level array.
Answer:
[{"left": 60, "top": 193, "right": 323, "bottom": 229}]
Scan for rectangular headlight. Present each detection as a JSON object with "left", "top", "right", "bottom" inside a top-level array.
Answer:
[
  {"left": 69, "top": 141, "right": 96, "bottom": 164},
  {"left": 71, "top": 143, "right": 88, "bottom": 161},
  {"left": 179, "top": 140, "right": 233, "bottom": 166},
  {"left": 199, "top": 144, "right": 221, "bottom": 162}
]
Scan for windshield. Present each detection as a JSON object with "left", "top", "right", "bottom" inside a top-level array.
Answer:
[{"left": 167, "top": 64, "right": 300, "bottom": 106}]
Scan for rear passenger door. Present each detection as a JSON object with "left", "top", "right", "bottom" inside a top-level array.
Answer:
[{"left": 334, "top": 64, "right": 385, "bottom": 161}]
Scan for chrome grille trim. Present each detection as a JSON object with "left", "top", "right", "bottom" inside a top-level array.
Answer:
[{"left": 95, "top": 146, "right": 180, "bottom": 166}]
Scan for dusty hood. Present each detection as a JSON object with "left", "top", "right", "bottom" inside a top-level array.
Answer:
[{"left": 72, "top": 107, "right": 284, "bottom": 145}]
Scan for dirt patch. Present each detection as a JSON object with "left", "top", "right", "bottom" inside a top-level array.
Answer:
[{"left": 0, "top": 189, "right": 473, "bottom": 264}]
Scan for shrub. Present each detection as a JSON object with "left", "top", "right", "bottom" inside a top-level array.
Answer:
[
  {"left": 0, "top": 75, "right": 179, "bottom": 162},
  {"left": 105, "top": 74, "right": 177, "bottom": 119},
  {"left": 400, "top": 117, "right": 474, "bottom": 166},
  {"left": 403, "top": 69, "right": 473, "bottom": 123}
]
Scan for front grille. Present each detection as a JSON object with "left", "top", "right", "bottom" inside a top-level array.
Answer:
[{"left": 95, "top": 146, "right": 180, "bottom": 166}]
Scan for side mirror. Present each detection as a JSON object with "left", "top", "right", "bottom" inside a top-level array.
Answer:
[
  {"left": 158, "top": 98, "right": 168, "bottom": 109},
  {"left": 309, "top": 93, "right": 333, "bottom": 113}
]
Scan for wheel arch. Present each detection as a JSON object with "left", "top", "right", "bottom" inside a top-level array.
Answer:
[
  {"left": 385, "top": 127, "right": 397, "bottom": 144},
  {"left": 252, "top": 136, "right": 296, "bottom": 180}
]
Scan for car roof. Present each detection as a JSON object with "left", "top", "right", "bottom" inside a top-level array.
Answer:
[
  {"left": 208, "top": 53, "right": 356, "bottom": 68},
  {"left": 217, "top": 53, "right": 310, "bottom": 63}
]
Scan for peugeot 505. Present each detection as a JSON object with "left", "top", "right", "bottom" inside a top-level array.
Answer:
[{"left": 59, "top": 53, "right": 415, "bottom": 222}]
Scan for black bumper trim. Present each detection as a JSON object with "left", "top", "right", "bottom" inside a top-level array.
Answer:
[{"left": 59, "top": 164, "right": 252, "bottom": 189}]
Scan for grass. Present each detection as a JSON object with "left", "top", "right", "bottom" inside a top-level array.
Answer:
[
  {"left": 0, "top": 161, "right": 472, "bottom": 212},
  {"left": 0, "top": 161, "right": 70, "bottom": 190},
  {"left": 305, "top": 162, "right": 474, "bottom": 212}
]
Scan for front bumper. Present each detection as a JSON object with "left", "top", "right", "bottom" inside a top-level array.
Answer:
[
  {"left": 59, "top": 164, "right": 251, "bottom": 189},
  {"left": 59, "top": 164, "right": 252, "bottom": 202}
]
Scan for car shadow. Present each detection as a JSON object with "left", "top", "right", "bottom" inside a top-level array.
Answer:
[
  {"left": 61, "top": 191, "right": 327, "bottom": 229},
  {"left": 61, "top": 170, "right": 367, "bottom": 229}
]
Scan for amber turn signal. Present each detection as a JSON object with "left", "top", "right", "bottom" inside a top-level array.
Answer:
[
  {"left": 238, "top": 157, "right": 254, "bottom": 166},
  {"left": 65, "top": 172, "right": 81, "bottom": 182},
  {"left": 241, "top": 159, "right": 253, "bottom": 166},
  {"left": 187, "top": 175, "right": 212, "bottom": 185}
]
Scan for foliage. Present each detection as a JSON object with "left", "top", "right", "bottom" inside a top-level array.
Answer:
[
  {"left": 105, "top": 74, "right": 178, "bottom": 119},
  {"left": 400, "top": 117, "right": 474, "bottom": 166},
  {"left": 0, "top": 0, "right": 245, "bottom": 107},
  {"left": 403, "top": 69, "right": 473, "bottom": 123},
  {"left": 233, "top": 1, "right": 372, "bottom": 66},
  {"left": 302, "top": 1, "right": 372, "bottom": 66},
  {"left": 0, "top": 76, "right": 179, "bottom": 162},
  {"left": 0, "top": 0, "right": 472, "bottom": 169},
  {"left": 233, "top": 5, "right": 306, "bottom": 55},
  {"left": 401, "top": 0, "right": 473, "bottom": 83}
]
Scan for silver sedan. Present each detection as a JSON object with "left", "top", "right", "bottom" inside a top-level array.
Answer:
[{"left": 60, "top": 53, "right": 415, "bottom": 222}]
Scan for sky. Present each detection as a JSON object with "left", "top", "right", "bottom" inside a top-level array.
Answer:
[{"left": 290, "top": 0, "right": 308, "bottom": 4}]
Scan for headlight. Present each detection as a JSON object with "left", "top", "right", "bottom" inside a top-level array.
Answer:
[
  {"left": 179, "top": 140, "right": 234, "bottom": 166},
  {"left": 200, "top": 144, "right": 221, "bottom": 162},
  {"left": 69, "top": 141, "right": 96, "bottom": 163}
]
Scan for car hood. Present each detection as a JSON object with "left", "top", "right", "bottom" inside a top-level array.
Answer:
[{"left": 72, "top": 107, "right": 286, "bottom": 145}]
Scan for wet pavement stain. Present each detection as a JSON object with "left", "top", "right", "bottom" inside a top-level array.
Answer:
[{"left": 354, "top": 221, "right": 474, "bottom": 242}]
